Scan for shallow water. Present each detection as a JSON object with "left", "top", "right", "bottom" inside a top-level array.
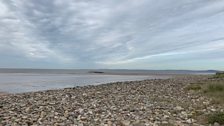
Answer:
[{"left": 0, "top": 73, "right": 170, "bottom": 93}]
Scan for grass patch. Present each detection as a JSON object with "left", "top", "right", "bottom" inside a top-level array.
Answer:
[
  {"left": 186, "top": 80, "right": 224, "bottom": 104},
  {"left": 185, "top": 78, "right": 224, "bottom": 124},
  {"left": 208, "top": 112, "right": 224, "bottom": 124},
  {"left": 185, "top": 84, "right": 202, "bottom": 91},
  {"left": 207, "top": 84, "right": 224, "bottom": 92},
  {"left": 203, "top": 81, "right": 224, "bottom": 104},
  {"left": 213, "top": 72, "right": 224, "bottom": 78}
]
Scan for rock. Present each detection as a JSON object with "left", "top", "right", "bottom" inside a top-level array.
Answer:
[
  {"left": 25, "top": 107, "right": 31, "bottom": 113},
  {"left": 180, "top": 111, "right": 188, "bottom": 119},
  {"left": 175, "top": 106, "right": 184, "bottom": 111},
  {"left": 40, "top": 111, "right": 46, "bottom": 118},
  {"left": 211, "top": 108, "right": 216, "bottom": 112},
  {"left": 149, "top": 118, "right": 154, "bottom": 121},
  {"left": 80, "top": 116, "right": 87, "bottom": 121},
  {"left": 107, "top": 121, "right": 113, "bottom": 126},
  {"left": 186, "top": 118, "right": 195, "bottom": 124},
  {"left": 132, "top": 121, "right": 145, "bottom": 126},
  {"left": 163, "top": 115, "right": 169, "bottom": 119},
  {"left": 38, "top": 118, "right": 42, "bottom": 124},
  {"left": 82, "top": 93, "right": 87, "bottom": 97},
  {"left": 161, "top": 121, "right": 169, "bottom": 124},
  {"left": 49, "top": 102, "right": 56, "bottom": 105},
  {"left": 64, "top": 110, "right": 69, "bottom": 117},
  {"left": 78, "top": 108, "right": 84, "bottom": 114},
  {"left": 0, "top": 76, "right": 223, "bottom": 126},
  {"left": 120, "top": 120, "right": 130, "bottom": 126},
  {"left": 78, "top": 123, "right": 84, "bottom": 126},
  {"left": 54, "top": 112, "right": 59, "bottom": 116},
  {"left": 22, "top": 116, "right": 28, "bottom": 119},
  {"left": 214, "top": 122, "right": 220, "bottom": 126},
  {"left": 203, "top": 101, "right": 210, "bottom": 105}
]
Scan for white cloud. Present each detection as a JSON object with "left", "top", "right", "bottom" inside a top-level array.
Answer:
[
  {"left": 0, "top": 1, "right": 72, "bottom": 63},
  {"left": 0, "top": 0, "right": 224, "bottom": 69}
]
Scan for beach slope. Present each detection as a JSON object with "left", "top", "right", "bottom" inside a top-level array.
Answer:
[{"left": 0, "top": 75, "right": 223, "bottom": 125}]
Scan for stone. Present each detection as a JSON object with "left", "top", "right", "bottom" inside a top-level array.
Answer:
[
  {"left": 0, "top": 76, "right": 223, "bottom": 126},
  {"left": 132, "top": 121, "right": 145, "bottom": 126},
  {"left": 175, "top": 106, "right": 184, "bottom": 111},
  {"left": 186, "top": 118, "right": 195, "bottom": 124},
  {"left": 80, "top": 116, "right": 87, "bottom": 121},
  {"left": 120, "top": 120, "right": 130, "bottom": 126},
  {"left": 214, "top": 122, "right": 220, "bottom": 126},
  {"left": 161, "top": 121, "right": 169, "bottom": 124},
  {"left": 163, "top": 115, "right": 169, "bottom": 119},
  {"left": 25, "top": 107, "right": 31, "bottom": 113}
]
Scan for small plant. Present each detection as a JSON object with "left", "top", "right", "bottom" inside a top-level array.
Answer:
[
  {"left": 208, "top": 112, "right": 224, "bottom": 124},
  {"left": 186, "top": 84, "right": 202, "bottom": 91}
]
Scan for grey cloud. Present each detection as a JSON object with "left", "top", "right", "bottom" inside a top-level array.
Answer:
[{"left": 0, "top": 0, "right": 224, "bottom": 69}]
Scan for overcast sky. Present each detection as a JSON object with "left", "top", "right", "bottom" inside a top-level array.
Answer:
[{"left": 0, "top": 0, "right": 224, "bottom": 70}]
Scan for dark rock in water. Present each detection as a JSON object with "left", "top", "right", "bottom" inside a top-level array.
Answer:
[{"left": 88, "top": 71, "right": 104, "bottom": 74}]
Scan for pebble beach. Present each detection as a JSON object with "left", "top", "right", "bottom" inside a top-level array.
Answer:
[{"left": 0, "top": 75, "right": 223, "bottom": 126}]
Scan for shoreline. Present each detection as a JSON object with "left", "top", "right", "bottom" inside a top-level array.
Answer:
[
  {"left": 1, "top": 75, "right": 222, "bottom": 125},
  {"left": 0, "top": 74, "right": 191, "bottom": 95},
  {"left": 0, "top": 74, "right": 172, "bottom": 94}
]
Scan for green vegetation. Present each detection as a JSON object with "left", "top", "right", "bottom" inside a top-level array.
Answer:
[
  {"left": 206, "top": 83, "right": 224, "bottom": 92},
  {"left": 186, "top": 78, "right": 224, "bottom": 124},
  {"left": 185, "top": 84, "right": 202, "bottom": 91},
  {"left": 213, "top": 72, "right": 224, "bottom": 78},
  {"left": 186, "top": 80, "right": 224, "bottom": 103},
  {"left": 208, "top": 112, "right": 224, "bottom": 124},
  {"left": 203, "top": 81, "right": 224, "bottom": 104}
]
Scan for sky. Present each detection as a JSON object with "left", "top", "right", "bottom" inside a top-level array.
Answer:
[{"left": 0, "top": 0, "right": 224, "bottom": 70}]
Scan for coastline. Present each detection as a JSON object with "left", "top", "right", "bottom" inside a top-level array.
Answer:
[
  {"left": 0, "top": 75, "right": 223, "bottom": 125},
  {"left": 0, "top": 73, "right": 171, "bottom": 94}
]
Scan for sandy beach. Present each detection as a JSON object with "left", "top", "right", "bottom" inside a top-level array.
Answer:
[{"left": 0, "top": 75, "right": 223, "bottom": 126}]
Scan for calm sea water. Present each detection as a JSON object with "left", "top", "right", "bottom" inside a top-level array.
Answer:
[
  {"left": 0, "top": 73, "right": 169, "bottom": 93},
  {"left": 0, "top": 69, "right": 215, "bottom": 93}
]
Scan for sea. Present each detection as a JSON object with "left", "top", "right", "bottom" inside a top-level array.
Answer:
[{"left": 0, "top": 69, "right": 216, "bottom": 93}]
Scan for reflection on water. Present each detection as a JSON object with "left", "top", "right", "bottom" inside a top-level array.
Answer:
[{"left": 0, "top": 73, "right": 170, "bottom": 93}]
